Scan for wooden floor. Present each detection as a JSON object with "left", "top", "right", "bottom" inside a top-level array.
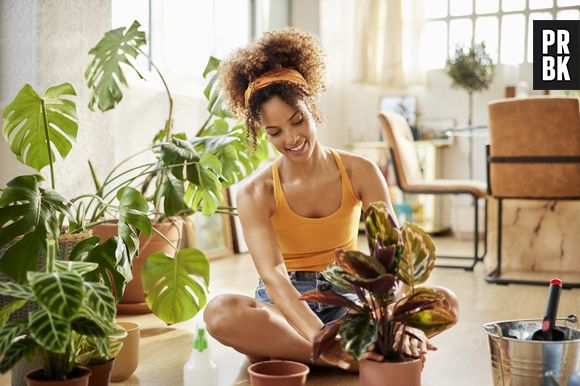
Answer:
[{"left": 2, "top": 235, "right": 579, "bottom": 386}]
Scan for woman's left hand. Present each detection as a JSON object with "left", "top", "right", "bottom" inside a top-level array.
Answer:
[{"left": 395, "top": 326, "right": 437, "bottom": 369}]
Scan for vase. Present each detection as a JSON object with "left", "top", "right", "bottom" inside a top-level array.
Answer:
[
  {"left": 359, "top": 358, "right": 421, "bottom": 386},
  {"left": 86, "top": 359, "right": 114, "bottom": 386},
  {"left": 110, "top": 322, "right": 140, "bottom": 382},
  {"left": 91, "top": 218, "right": 183, "bottom": 314},
  {"left": 25, "top": 367, "right": 91, "bottom": 386}
]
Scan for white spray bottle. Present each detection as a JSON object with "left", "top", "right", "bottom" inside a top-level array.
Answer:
[{"left": 183, "top": 326, "right": 218, "bottom": 386}]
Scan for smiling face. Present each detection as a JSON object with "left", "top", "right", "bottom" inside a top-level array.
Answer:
[{"left": 260, "top": 96, "right": 318, "bottom": 161}]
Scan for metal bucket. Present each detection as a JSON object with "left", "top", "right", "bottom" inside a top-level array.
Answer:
[{"left": 483, "top": 316, "right": 580, "bottom": 386}]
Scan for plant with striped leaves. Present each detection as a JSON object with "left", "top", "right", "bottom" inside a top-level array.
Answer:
[
  {"left": 0, "top": 241, "right": 123, "bottom": 380},
  {"left": 300, "top": 201, "right": 457, "bottom": 363}
]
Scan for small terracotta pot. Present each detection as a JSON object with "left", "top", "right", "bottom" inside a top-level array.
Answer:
[
  {"left": 26, "top": 366, "right": 91, "bottom": 386},
  {"left": 247, "top": 360, "right": 309, "bottom": 386},
  {"left": 86, "top": 359, "right": 114, "bottom": 386},
  {"left": 359, "top": 358, "right": 422, "bottom": 386},
  {"left": 91, "top": 219, "right": 182, "bottom": 314},
  {"left": 110, "top": 322, "right": 140, "bottom": 382}
]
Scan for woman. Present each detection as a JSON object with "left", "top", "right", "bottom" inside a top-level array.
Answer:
[{"left": 203, "top": 28, "right": 458, "bottom": 372}]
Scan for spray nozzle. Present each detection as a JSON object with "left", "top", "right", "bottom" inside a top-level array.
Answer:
[{"left": 193, "top": 327, "right": 208, "bottom": 352}]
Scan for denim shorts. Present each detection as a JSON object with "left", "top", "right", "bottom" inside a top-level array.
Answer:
[{"left": 254, "top": 271, "right": 354, "bottom": 324}]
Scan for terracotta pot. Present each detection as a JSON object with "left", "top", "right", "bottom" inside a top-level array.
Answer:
[
  {"left": 359, "top": 358, "right": 422, "bottom": 386},
  {"left": 86, "top": 359, "right": 114, "bottom": 386},
  {"left": 91, "top": 219, "right": 182, "bottom": 314},
  {"left": 247, "top": 360, "right": 309, "bottom": 386},
  {"left": 110, "top": 322, "right": 140, "bottom": 382},
  {"left": 26, "top": 367, "right": 91, "bottom": 386}
]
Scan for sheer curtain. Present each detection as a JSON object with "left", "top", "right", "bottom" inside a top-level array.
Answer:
[{"left": 354, "top": 0, "right": 425, "bottom": 87}]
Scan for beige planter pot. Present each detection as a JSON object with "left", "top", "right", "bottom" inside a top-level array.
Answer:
[
  {"left": 91, "top": 219, "right": 183, "bottom": 314},
  {"left": 110, "top": 322, "right": 140, "bottom": 382},
  {"left": 359, "top": 358, "right": 422, "bottom": 386}
]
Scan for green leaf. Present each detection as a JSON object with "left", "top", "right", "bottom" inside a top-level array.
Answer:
[
  {"left": 75, "top": 237, "right": 128, "bottom": 303},
  {"left": 202, "top": 56, "right": 220, "bottom": 78},
  {"left": 54, "top": 260, "right": 98, "bottom": 276},
  {"left": 2, "top": 83, "right": 78, "bottom": 171},
  {"left": 397, "top": 222, "right": 436, "bottom": 287},
  {"left": 28, "top": 271, "right": 84, "bottom": 320},
  {"left": 142, "top": 248, "right": 210, "bottom": 324},
  {"left": 83, "top": 282, "right": 115, "bottom": 321},
  {"left": 0, "top": 320, "right": 27, "bottom": 354},
  {"left": 85, "top": 21, "right": 147, "bottom": 111},
  {"left": 0, "top": 175, "right": 72, "bottom": 283},
  {"left": 0, "top": 337, "right": 37, "bottom": 374},
  {"left": 156, "top": 171, "right": 190, "bottom": 216},
  {"left": 0, "top": 281, "right": 34, "bottom": 301},
  {"left": 0, "top": 299, "right": 27, "bottom": 328},
  {"left": 335, "top": 250, "right": 385, "bottom": 279},
  {"left": 117, "top": 186, "right": 151, "bottom": 275},
  {"left": 364, "top": 201, "right": 400, "bottom": 256},
  {"left": 397, "top": 288, "right": 457, "bottom": 337},
  {"left": 28, "top": 308, "right": 71, "bottom": 353},
  {"left": 339, "top": 313, "right": 378, "bottom": 360},
  {"left": 71, "top": 306, "right": 109, "bottom": 338}
]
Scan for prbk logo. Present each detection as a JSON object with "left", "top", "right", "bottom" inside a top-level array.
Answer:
[{"left": 533, "top": 20, "right": 579, "bottom": 90}]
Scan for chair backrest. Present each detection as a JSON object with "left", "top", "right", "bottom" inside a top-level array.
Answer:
[
  {"left": 488, "top": 97, "right": 580, "bottom": 199},
  {"left": 378, "top": 112, "right": 423, "bottom": 188}
]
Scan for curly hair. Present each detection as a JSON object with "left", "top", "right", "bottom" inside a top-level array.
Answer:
[{"left": 218, "top": 27, "right": 326, "bottom": 148}]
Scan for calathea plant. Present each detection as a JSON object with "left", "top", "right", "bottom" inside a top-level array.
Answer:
[
  {"left": 300, "top": 202, "right": 457, "bottom": 362},
  {"left": 0, "top": 240, "right": 122, "bottom": 381},
  {"left": 81, "top": 21, "right": 270, "bottom": 324}
]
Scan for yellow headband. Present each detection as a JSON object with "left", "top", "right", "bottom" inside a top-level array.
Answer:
[{"left": 244, "top": 68, "right": 309, "bottom": 108}]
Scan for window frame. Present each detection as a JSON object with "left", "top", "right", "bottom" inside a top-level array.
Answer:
[{"left": 424, "top": 0, "right": 579, "bottom": 66}]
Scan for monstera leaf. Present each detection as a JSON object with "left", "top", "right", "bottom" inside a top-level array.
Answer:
[
  {"left": 397, "top": 222, "right": 436, "bottom": 288},
  {"left": 202, "top": 56, "right": 232, "bottom": 119},
  {"left": 85, "top": 20, "right": 146, "bottom": 112},
  {"left": 0, "top": 175, "right": 72, "bottom": 283},
  {"left": 142, "top": 248, "right": 209, "bottom": 324},
  {"left": 116, "top": 186, "right": 151, "bottom": 265},
  {"left": 2, "top": 83, "right": 78, "bottom": 172}
]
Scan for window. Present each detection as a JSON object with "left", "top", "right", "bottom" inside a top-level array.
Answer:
[
  {"left": 421, "top": 0, "right": 580, "bottom": 69},
  {"left": 112, "top": 0, "right": 252, "bottom": 95}
]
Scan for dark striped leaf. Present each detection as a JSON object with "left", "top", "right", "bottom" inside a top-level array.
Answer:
[
  {"left": 339, "top": 313, "right": 378, "bottom": 360},
  {"left": 28, "top": 308, "right": 70, "bottom": 353},
  {"left": 28, "top": 271, "right": 83, "bottom": 320},
  {"left": 0, "top": 337, "right": 37, "bottom": 374},
  {"left": 83, "top": 282, "right": 115, "bottom": 321}
]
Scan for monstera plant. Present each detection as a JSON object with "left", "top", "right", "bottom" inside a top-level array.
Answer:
[
  {"left": 0, "top": 241, "right": 122, "bottom": 383},
  {"left": 300, "top": 202, "right": 457, "bottom": 385},
  {"left": 0, "top": 80, "right": 150, "bottom": 295},
  {"left": 82, "top": 21, "right": 269, "bottom": 324}
]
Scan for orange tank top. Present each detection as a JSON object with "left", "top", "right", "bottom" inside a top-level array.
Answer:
[{"left": 270, "top": 148, "right": 362, "bottom": 272}]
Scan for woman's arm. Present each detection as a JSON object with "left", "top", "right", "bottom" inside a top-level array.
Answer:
[{"left": 236, "top": 180, "right": 324, "bottom": 343}]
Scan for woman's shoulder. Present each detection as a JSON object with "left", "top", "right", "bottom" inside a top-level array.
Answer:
[
  {"left": 236, "top": 161, "right": 276, "bottom": 214},
  {"left": 332, "top": 148, "right": 378, "bottom": 174}
]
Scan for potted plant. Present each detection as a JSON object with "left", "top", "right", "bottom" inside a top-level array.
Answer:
[
  {"left": 445, "top": 42, "right": 495, "bottom": 127},
  {"left": 300, "top": 202, "right": 457, "bottom": 386},
  {"left": 0, "top": 240, "right": 121, "bottom": 386},
  {"left": 0, "top": 79, "right": 151, "bottom": 296},
  {"left": 82, "top": 21, "right": 270, "bottom": 324},
  {"left": 73, "top": 324, "right": 126, "bottom": 386}
]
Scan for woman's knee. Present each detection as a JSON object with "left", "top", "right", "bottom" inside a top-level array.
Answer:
[{"left": 203, "top": 294, "right": 249, "bottom": 338}]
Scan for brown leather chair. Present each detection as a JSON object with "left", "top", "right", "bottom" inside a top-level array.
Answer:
[
  {"left": 485, "top": 97, "right": 580, "bottom": 288},
  {"left": 378, "top": 112, "right": 487, "bottom": 270}
]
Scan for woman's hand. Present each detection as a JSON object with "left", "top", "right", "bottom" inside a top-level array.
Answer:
[
  {"left": 319, "top": 340, "right": 384, "bottom": 372},
  {"left": 395, "top": 326, "right": 437, "bottom": 369}
]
